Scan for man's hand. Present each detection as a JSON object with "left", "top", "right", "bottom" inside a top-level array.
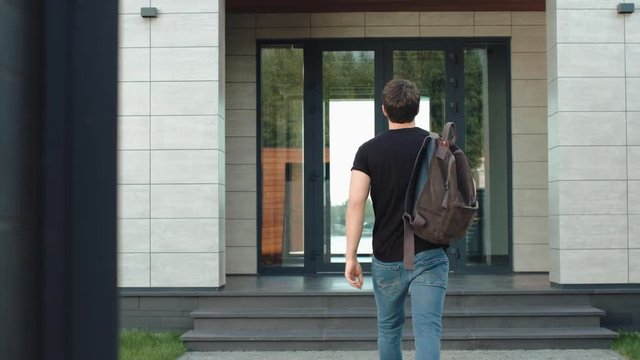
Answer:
[{"left": 344, "top": 257, "right": 363, "bottom": 289}]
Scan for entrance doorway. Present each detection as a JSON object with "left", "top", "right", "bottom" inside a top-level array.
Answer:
[{"left": 258, "top": 38, "right": 511, "bottom": 274}]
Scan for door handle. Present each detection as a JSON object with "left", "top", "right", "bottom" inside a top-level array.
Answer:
[
  {"left": 449, "top": 248, "right": 461, "bottom": 259},
  {"left": 448, "top": 52, "right": 457, "bottom": 64}
]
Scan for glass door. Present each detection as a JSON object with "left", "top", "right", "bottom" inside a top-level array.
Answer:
[
  {"left": 390, "top": 45, "right": 465, "bottom": 271},
  {"left": 391, "top": 49, "right": 447, "bottom": 133},
  {"left": 387, "top": 42, "right": 510, "bottom": 273},
  {"left": 258, "top": 39, "right": 511, "bottom": 274},
  {"left": 259, "top": 45, "right": 306, "bottom": 270},
  {"left": 319, "top": 50, "right": 377, "bottom": 270},
  {"left": 461, "top": 44, "right": 510, "bottom": 271}
]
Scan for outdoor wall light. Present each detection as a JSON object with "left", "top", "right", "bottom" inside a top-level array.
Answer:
[
  {"left": 618, "top": 3, "right": 635, "bottom": 13},
  {"left": 141, "top": 7, "right": 158, "bottom": 18}
]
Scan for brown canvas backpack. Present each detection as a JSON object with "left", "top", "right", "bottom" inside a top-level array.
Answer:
[{"left": 402, "top": 122, "right": 478, "bottom": 269}]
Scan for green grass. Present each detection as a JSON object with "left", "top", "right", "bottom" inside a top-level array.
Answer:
[
  {"left": 119, "top": 329, "right": 186, "bottom": 360},
  {"left": 613, "top": 331, "right": 640, "bottom": 360}
]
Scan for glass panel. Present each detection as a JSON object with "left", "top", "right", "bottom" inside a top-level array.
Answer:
[
  {"left": 322, "top": 51, "right": 375, "bottom": 264},
  {"left": 464, "top": 48, "right": 509, "bottom": 267},
  {"left": 260, "top": 46, "right": 305, "bottom": 268},
  {"left": 392, "top": 50, "right": 446, "bottom": 133}
]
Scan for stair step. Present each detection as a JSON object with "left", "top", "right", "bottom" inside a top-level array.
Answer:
[
  {"left": 195, "top": 293, "right": 593, "bottom": 309},
  {"left": 191, "top": 305, "right": 605, "bottom": 318},
  {"left": 182, "top": 327, "right": 617, "bottom": 351},
  {"left": 183, "top": 327, "right": 617, "bottom": 341},
  {"left": 190, "top": 305, "right": 604, "bottom": 331},
  {"left": 182, "top": 287, "right": 617, "bottom": 351}
]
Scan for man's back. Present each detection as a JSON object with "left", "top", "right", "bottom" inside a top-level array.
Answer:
[{"left": 352, "top": 127, "right": 440, "bottom": 263}]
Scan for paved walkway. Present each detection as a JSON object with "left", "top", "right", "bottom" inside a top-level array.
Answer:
[{"left": 179, "top": 350, "right": 625, "bottom": 360}]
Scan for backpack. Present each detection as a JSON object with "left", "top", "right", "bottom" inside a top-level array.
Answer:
[{"left": 402, "top": 122, "right": 478, "bottom": 269}]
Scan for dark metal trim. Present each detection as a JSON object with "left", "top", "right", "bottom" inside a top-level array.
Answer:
[
  {"left": 256, "top": 42, "right": 263, "bottom": 274},
  {"left": 305, "top": 41, "right": 322, "bottom": 274},
  {"left": 313, "top": 40, "right": 380, "bottom": 274},
  {"left": 256, "top": 39, "right": 314, "bottom": 274},
  {"left": 505, "top": 39, "right": 515, "bottom": 275},
  {"left": 256, "top": 37, "right": 514, "bottom": 275}
]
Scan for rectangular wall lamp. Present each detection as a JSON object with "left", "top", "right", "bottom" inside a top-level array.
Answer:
[
  {"left": 618, "top": 3, "right": 635, "bottom": 13},
  {"left": 141, "top": 7, "right": 158, "bottom": 18}
]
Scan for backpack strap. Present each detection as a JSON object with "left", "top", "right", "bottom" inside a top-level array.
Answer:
[
  {"left": 437, "top": 122, "right": 456, "bottom": 160},
  {"left": 402, "top": 133, "right": 437, "bottom": 270},
  {"left": 403, "top": 135, "right": 431, "bottom": 213},
  {"left": 442, "top": 122, "right": 457, "bottom": 144},
  {"left": 403, "top": 213, "right": 416, "bottom": 270}
]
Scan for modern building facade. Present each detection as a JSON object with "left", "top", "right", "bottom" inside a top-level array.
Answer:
[{"left": 117, "top": 0, "right": 640, "bottom": 288}]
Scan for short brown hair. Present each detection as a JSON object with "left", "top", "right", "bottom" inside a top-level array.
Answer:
[{"left": 382, "top": 79, "right": 420, "bottom": 123}]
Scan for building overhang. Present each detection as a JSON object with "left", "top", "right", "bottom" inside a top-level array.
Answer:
[{"left": 227, "top": 0, "right": 545, "bottom": 14}]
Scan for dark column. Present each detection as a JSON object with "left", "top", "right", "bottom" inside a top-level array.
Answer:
[
  {"left": 0, "top": 0, "right": 43, "bottom": 358},
  {"left": 0, "top": 0, "right": 118, "bottom": 359}
]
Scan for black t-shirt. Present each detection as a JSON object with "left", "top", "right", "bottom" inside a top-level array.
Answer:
[{"left": 352, "top": 127, "right": 441, "bottom": 262}]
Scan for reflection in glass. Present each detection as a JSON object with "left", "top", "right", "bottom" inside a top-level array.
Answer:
[
  {"left": 322, "top": 51, "right": 375, "bottom": 263},
  {"left": 464, "top": 48, "right": 509, "bottom": 266},
  {"left": 260, "top": 47, "right": 304, "bottom": 267},
  {"left": 393, "top": 51, "right": 446, "bottom": 133}
]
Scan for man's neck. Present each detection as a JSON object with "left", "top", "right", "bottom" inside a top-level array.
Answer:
[{"left": 388, "top": 120, "right": 416, "bottom": 130}]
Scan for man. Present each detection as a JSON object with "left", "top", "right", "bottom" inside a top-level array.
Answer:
[{"left": 344, "top": 79, "right": 449, "bottom": 360}]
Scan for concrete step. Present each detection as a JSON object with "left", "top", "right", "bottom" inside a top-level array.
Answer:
[
  {"left": 182, "top": 327, "right": 618, "bottom": 351},
  {"left": 195, "top": 292, "right": 593, "bottom": 309},
  {"left": 183, "top": 290, "right": 616, "bottom": 351},
  {"left": 191, "top": 305, "right": 604, "bottom": 331}
]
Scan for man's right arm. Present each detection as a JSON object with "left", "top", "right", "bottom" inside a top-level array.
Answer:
[{"left": 344, "top": 170, "right": 370, "bottom": 289}]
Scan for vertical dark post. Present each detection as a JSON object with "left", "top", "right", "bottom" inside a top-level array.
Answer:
[
  {"left": 0, "top": 0, "right": 43, "bottom": 358},
  {"left": 0, "top": 0, "right": 118, "bottom": 359},
  {"left": 43, "top": 0, "right": 118, "bottom": 359}
]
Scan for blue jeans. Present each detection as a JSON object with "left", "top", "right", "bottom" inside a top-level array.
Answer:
[{"left": 371, "top": 248, "right": 449, "bottom": 360}]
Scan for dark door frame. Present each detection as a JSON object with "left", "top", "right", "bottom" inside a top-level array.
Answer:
[{"left": 257, "top": 37, "right": 512, "bottom": 275}]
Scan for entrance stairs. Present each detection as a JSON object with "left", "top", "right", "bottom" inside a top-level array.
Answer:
[{"left": 181, "top": 289, "right": 617, "bottom": 351}]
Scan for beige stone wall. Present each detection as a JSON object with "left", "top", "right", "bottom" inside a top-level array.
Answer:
[
  {"left": 117, "top": 0, "right": 226, "bottom": 287},
  {"left": 547, "top": 0, "right": 640, "bottom": 284},
  {"left": 226, "top": 11, "right": 549, "bottom": 274}
]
